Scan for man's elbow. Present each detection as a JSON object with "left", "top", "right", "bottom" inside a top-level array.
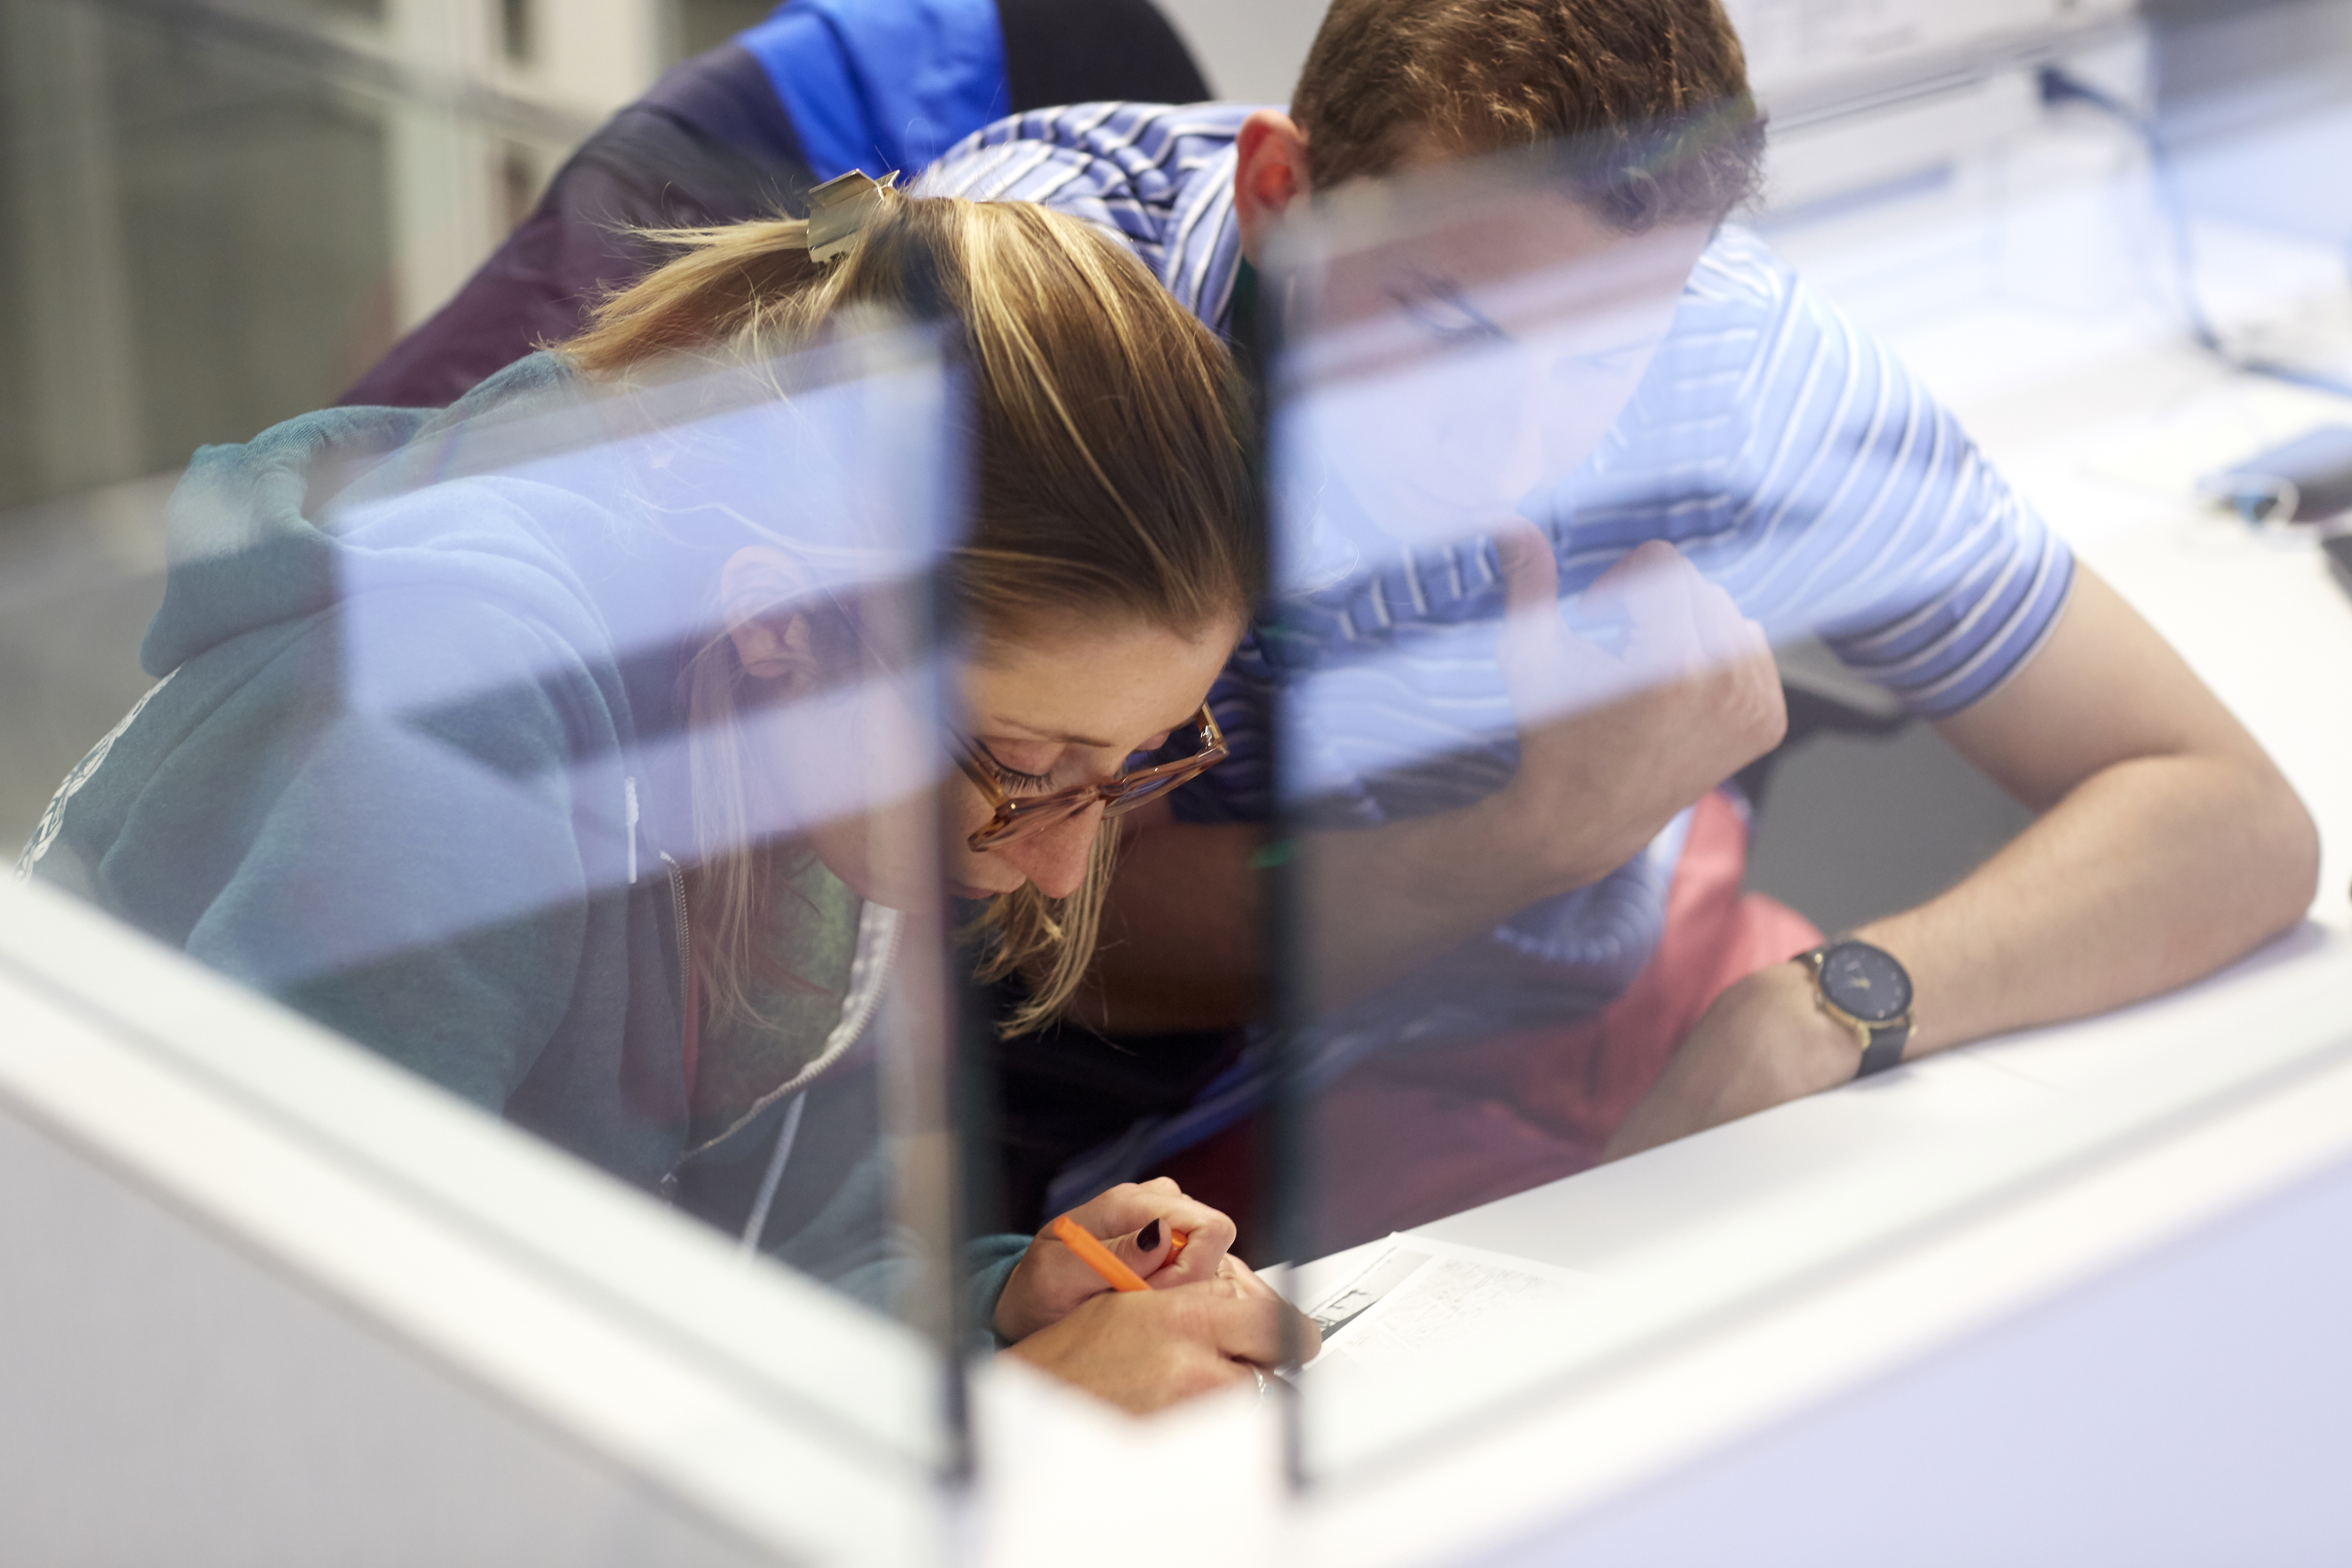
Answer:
[{"left": 2243, "top": 759, "right": 2323, "bottom": 936}]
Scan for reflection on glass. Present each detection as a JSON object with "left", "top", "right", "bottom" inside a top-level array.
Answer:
[
  {"left": 1255, "top": 107, "right": 2088, "bottom": 1472},
  {"left": 0, "top": 0, "right": 396, "bottom": 514},
  {"left": 20, "top": 310, "right": 969, "bottom": 1345},
  {"left": 14, "top": 179, "right": 1294, "bottom": 1422},
  {"left": 1239, "top": 0, "right": 2336, "bottom": 1476},
  {"left": 13, "top": 0, "right": 2332, "bottom": 1522}
]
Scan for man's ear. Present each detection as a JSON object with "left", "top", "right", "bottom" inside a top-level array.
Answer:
[
  {"left": 1233, "top": 109, "right": 1312, "bottom": 265},
  {"left": 719, "top": 546, "right": 817, "bottom": 684}
]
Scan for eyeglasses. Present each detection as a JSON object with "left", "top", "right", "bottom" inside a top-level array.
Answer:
[{"left": 956, "top": 705, "right": 1227, "bottom": 852}]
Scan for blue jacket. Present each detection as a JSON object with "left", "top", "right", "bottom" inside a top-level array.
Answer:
[{"left": 343, "top": 0, "right": 1206, "bottom": 408}]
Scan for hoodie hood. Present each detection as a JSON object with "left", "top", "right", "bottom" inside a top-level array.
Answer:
[
  {"left": 26, "top": 349, "right": 891, "bottom": 1196},
  {"left": 141, "top": 400, "right": 427, "bottom": 678},
  {"left": 137, "top": 355, "right": 779, "bottom": 876},
  {"left": 143, "top": 353, "right": 603, "bottom": 677}
]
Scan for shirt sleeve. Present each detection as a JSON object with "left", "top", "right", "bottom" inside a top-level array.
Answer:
[
  {"left": 965, "top": 1234, "right": 1031, "bottom": 1350},
  {"left": 1692, "top": 236, "right": 2076, "bottom": 718},
  {"left": 918, "top": 102, "right": 1252, "bottom": 323}
]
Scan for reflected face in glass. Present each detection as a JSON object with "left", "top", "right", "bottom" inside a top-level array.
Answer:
[
  {"left": 940, "top": 613, "right": 1242, "bottom": 903},
  {"left": 1291, "top": 192, "right": 1711, "bottom": 549}
]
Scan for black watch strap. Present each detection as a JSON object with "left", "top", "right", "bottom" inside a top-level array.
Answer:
[
  {"left": 1800, "top": 940, "right": 1915, "bottom": 1081},
  {"left": 1856, "top": 1016, "right": 1911, "bottom": 1078}
]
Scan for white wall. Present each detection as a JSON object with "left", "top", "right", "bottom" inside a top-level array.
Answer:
[
  {"left": 1150, "top": 0, "right": 2139, "bottom": 116},
  {"left": 1153, "top": 0, "right": 1326, "bottom": 105}
]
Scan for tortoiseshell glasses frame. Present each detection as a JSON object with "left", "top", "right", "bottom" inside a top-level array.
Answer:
[{"left": 955, "top": 705, "right": 1227, "bottom": 852}]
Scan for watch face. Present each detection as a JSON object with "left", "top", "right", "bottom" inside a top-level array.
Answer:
[{"left": 1820, "top": 941, "right": 1912, "bottom": 1024}]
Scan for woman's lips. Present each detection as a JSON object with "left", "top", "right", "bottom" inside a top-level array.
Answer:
[{"left": 948, "top": 881, "right": 1002, "bottom": 902}]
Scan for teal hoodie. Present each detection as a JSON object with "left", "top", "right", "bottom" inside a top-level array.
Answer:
[{"left": 19, "top": 353, "right": 1024, "bottom": 1326}]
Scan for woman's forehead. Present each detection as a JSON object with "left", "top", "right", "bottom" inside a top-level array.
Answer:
[{"left": 959, "top": 616, "right": 1236, "bottom": 742}]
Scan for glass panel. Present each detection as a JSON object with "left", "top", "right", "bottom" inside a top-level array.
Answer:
[
  {"left": 0, "top": 0, "right": 398, "bottom": 514},
  {"left": 15, "top": 308, "right": 972, "bottom": 1403},
  {"left": 1257, "top": 139, "right": 1810, "bottom": 1472},
  {"left": 13, "top": 0, "right": 2351, "bottom": 1529},
  {"left": 4, "top": 0, "right": 968, "bottom": 1484},
  {"left": 8, "top": 0, "right": 1285, "bottom": 1463},
  {"left": 1253, "top": 2, "right": 2352, "bottom": 1490}
]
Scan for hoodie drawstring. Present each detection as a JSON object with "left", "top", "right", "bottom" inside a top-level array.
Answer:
[{"left": 739, "top": 1091, "right": 809, "bottom": 1253}]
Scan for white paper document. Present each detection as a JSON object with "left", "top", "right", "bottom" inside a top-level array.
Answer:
[{"left": 1300, "top": 1235, "right": 1610, "bottom": 1379}]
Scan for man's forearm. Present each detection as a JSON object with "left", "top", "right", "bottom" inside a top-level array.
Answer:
[
  {"left": 1604, "top": 748, "right": 2316, "bottom": 1162},
  {"left": 1859, "top": 751, "right": 2317, "bottom": 1056},
  {"left": 1878, "top": 569, "right": 2320, "bottom": 1054},
  {"left": 1080, "top": 791, "right": 1635, "bottom": 1033},
  {"left": 1078, "top": 815, "right": 1264, "bottom": 1033},
  {"left": 1605, "top": 568, "right": 2319, "bottom": 1163},
  {"left": 1297, "top": 790, "right": 1624, "bottom": 1010}
]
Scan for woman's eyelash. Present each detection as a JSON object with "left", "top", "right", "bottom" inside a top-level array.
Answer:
[
  {"left": 990, "top": 762, "right": 1055, "bottom": 792},
  {"left": 974, "top": 743, "right": 1055, "bottom": 792}
]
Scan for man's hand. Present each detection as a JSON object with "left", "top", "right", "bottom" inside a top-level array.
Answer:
[
  {"left": 1601, "top": 960, "right": 1858, "bottom": 1161},
  {"left": 1004, "top": 1269, "right": 1320, "bottom": 1416},
  {"left": 1486, "top": 528, "right": 1786, "bottom": 892},
  {"left": 1297, "top": 529, "right": 1785, "bottom": 1009},
  {"left": 993, "top": 1178, "right": 1242, "bottom": 1343}
]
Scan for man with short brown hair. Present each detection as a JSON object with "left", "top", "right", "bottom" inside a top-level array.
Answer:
[
  {"left": 927, "top": 0, "right": 2316, "bottom": 1245},
  {"left": 1291, "top": 0, "right": 1761, "bottom": 205}
]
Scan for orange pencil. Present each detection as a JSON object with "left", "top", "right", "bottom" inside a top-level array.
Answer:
[
  {"left": 1051, "top": 1214, "right": 1151, "bottom": 1292},
  {"left": 1166, "top": 1228, "right": 1190, "bottom": 1266}
]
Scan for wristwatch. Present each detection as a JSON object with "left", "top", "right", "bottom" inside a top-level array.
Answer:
[{"left": 1798, "top": 938, "right": 1914, "bottom": 1078}]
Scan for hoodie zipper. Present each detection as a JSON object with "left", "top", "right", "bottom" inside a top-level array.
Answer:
[
  {"left": 658, "top": 898, "right": 902, "bottom": 1216},
  {"left": 657, "top": 850, "right": 695, "bottom": 1203},
  {"left": 720, "top": 902, "right": 900, "bottom": 1250}
]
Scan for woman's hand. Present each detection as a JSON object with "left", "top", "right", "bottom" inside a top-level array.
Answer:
[
  {"left": 993, "top": 1178, "right": 1242, "bottom": 1343},
  {"left": 1004, "top": 1273, "right": 1321, "bottom": 1415}
]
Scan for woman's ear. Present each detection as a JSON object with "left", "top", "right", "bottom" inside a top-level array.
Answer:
[{"left": 719, "top": 547, "right": 818, "bottom": 685}]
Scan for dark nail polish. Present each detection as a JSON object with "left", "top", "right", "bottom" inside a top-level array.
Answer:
[{"left": 1138, "top": 1219, "right": 1163, "bottom": 1252}]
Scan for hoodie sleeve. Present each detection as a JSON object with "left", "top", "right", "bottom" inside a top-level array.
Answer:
[
  {"left": 167, "top": 601, "right": 615, "bottom": 1113},
  {"left": 966, "top": 1233, "right": 1030, "bottom": 1350}
]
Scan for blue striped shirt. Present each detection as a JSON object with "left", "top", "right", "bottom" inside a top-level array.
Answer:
[{"left": 926, "top": 103, "right": 2073, "bottom": 1037}]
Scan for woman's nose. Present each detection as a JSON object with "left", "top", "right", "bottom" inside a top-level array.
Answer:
[{"left": 1000, "top": 804, "right": 1102, "bottom": 900}]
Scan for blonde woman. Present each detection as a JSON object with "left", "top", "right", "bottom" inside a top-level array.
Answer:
[{"left": 20, "top": 179, "right": 1313, "bottom": 1410}]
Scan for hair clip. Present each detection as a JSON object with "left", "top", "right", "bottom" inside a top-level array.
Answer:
[{"left": 806, "top": 169, "right": 901, "bottom": 265}]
